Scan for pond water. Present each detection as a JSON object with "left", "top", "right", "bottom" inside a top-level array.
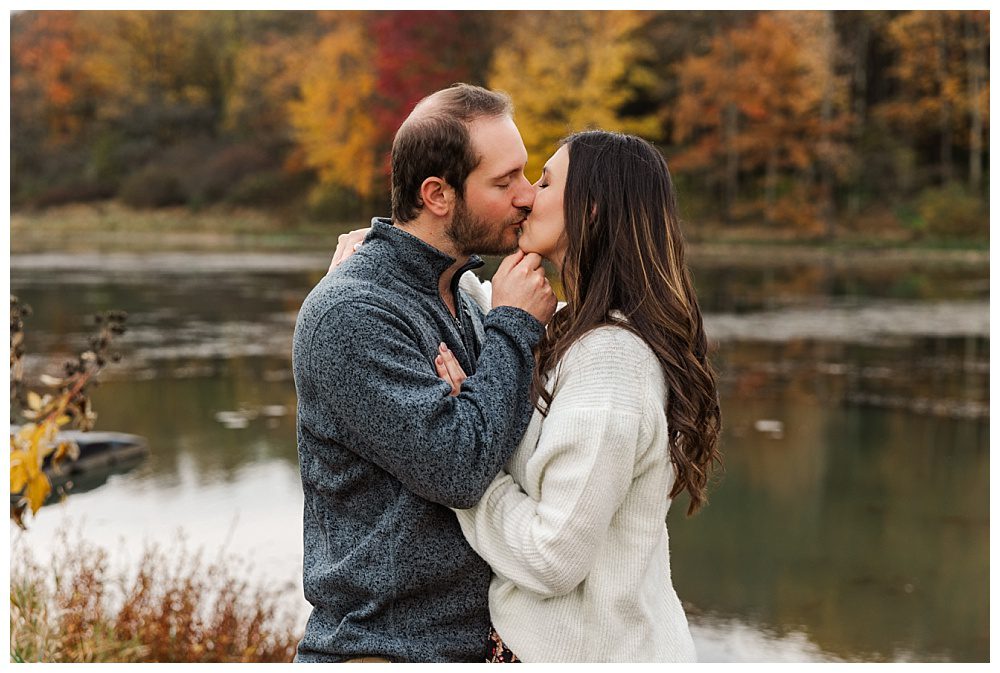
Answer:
[{"left": 9, "top": 249, "right": 989, "bottom": 662}]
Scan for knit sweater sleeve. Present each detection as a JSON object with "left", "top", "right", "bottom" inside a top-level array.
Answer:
[
  {"left": 305, "top": 298, "right": 543, "bottom": 509},
  {"left": 454, "top": 327, "right": 654, "bottom": 597}
]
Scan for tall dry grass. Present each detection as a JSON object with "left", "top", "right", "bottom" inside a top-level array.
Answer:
[{"left": 10, "top": 534, "right": 300, "bottom": 662}]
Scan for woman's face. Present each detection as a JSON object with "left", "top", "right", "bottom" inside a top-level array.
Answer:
[{"left": 518, "top": 144, "right": 570, "bottom": 268}]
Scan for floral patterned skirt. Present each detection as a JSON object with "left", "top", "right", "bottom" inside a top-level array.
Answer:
[{"left": 485, "top": 626, "right": 520, "bottom": 663}]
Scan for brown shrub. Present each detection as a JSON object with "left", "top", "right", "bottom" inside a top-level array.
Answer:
[{"left": 10, "top": 534, "right": 299, "bottom": 662}]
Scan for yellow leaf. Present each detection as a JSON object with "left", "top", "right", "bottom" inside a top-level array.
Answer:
[
  {"left": 55, "top": 415, "right": 72, "bottom": 427},
  {"left": 26, "top": 473, "right": 52, "bottom": 514},
  {"left": 27, "top": 391, "right": 42, "bottom": 411},
  {"left": 52, "top": 441, "right": 80, "bottom": 467},
  {"left": 10, "top": 452, "right": 29, "bottom": 493},
  {"left": 13, "top": 424, "right": 38, "bottom": 451}
]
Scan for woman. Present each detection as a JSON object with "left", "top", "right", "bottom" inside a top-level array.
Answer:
[
  {"left": 332, "top": 131, "right": 721, "bottom": 663},
  {"left": 439, "top": 131, "right": 720, "bottom": 663}
]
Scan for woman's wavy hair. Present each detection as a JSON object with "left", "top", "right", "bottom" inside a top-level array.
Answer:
[{"left": 531, "top": 130, "right": 722, "bottom": 516}]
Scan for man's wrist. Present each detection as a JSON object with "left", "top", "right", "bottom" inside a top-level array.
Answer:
[{"left": 486, "top": 305, "right": 545, "bottom": 346}]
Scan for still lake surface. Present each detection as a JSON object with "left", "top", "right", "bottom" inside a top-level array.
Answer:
[{"left": 9, "top": 247, "right": 989, "bottom": 662}]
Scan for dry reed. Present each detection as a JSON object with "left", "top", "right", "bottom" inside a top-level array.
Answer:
[{"left": 10, "top": 533, "right": 300, "bottom": 662}]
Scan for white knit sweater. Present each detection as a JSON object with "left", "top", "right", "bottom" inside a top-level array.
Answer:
[{"left": 454, "top": 274, "right": 696, "bottom": 663}]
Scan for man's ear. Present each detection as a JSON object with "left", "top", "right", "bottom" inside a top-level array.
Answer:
[{"left": 419, "top": 177, "right": 454, "bottom": 218}]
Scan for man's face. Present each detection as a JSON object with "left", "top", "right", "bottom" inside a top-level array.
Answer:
[{"left": 446, "top": 115, "right": 534, "bottom": 257}]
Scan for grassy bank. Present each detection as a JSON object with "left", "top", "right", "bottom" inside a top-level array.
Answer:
[
  {"left": 10, "top": 201, "right": 989, "bottom": 264},
  {"left": 10, "top": 534, "right": 300, "bottom": 663},
  {"left": 10, "top": 202, "right": 365, "bottom": 254}
]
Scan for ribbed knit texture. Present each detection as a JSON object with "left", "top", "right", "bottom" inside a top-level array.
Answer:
[{"left": 454, "top": 276, "right": 697, "bottom": 663}]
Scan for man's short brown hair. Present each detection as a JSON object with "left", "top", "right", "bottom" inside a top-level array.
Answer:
[{"left": 391, "top": 83, "right": 513, "bottom": 223}]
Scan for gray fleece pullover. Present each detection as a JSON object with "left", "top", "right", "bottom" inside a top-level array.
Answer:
[{"left": 292, "top": 217, "right": 544, "bottom": 662}]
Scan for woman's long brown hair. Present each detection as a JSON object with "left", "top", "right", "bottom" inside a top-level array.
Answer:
[{"left": 531, "top": 130, "right": 722, "bottom": 516}]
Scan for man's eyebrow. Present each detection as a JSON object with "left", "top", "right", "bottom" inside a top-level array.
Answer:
[{"left": 491, "top": 166, "right": 523, "bottom": 181}]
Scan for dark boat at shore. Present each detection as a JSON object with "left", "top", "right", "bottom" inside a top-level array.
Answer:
[{"left": 10, "top": 428, "right": 150, "bottom": 503}]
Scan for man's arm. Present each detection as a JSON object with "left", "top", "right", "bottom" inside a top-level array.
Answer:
[{"left": 303, "top": 298, "right": 544, "bottom": 509}]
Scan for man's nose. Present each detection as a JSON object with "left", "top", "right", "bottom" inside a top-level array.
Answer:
[{"left": 512, "top": 174, "right": 534, "bottom": 211}]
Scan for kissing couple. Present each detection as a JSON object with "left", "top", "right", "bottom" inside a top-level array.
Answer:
[{"left": 292, "top": 83, "right": 721, "bottom": 663}]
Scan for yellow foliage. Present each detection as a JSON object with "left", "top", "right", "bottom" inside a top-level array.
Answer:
[
  {"left": 883, "top": 10, "right": 990, "bottom": 142},
  {"left": 288, "top": 14, "right": 379, "bottom": 198},
  {"left": 225, "top": 33, "right": 312, "bottom": 136},
  {"left": 26, "top": 469, "right": 53, "bottom": 515},
  {"left": 10, "top": 301, "right": 123, "bottom": 528},
  {"left": 10, "top": 417, "right": 65, "bottom": 518},
  {"left": 489, "top": 10, "right": 661, "bottom": 181},
  {"left": 10, "top": 450, "right": 30, "bottom": 493}
]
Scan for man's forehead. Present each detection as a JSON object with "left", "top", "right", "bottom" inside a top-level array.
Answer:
[{"left": 468, "top": 116, "right": 527, "bottom": 174}]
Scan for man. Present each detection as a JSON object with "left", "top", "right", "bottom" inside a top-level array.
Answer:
[{"left": 292, "top": 83, "right": 557, "bottom": 663}]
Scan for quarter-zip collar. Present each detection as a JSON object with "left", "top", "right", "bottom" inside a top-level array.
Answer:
[{"left": 366, "top": 217, "right": 484, "bottom": 295}]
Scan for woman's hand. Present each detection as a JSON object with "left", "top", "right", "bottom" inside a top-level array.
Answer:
[
  {"left": 328, "top": 227, "right": 371, "bottom": 273},
  {"left": 435, "top": 342, "right": 467, "bottom": 396}
]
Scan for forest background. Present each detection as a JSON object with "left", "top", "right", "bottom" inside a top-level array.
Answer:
[
  {"left": 10, "top": 9, "right": 990, "bottom": 247},
  {"left": 9, "top": 10, "right": 991, "bottom": 663}
]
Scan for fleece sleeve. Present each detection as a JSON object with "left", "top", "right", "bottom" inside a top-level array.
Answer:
[{"left": 303, "top": 298, "right": 544, "bottom": 509}]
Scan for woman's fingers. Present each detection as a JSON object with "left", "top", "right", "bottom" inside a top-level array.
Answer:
[
  {"left": 441, "top": 344, "right": 467, "bottom": 387},
  {"left": 434, "top": 353, "right": 457, "bottom": 395},
  {"left": 436, "top": 342, "right": 467, "bottom": 396},
  {"left": 494, "top": 249, "right": 525, "bottom": 279},
  {"left": 518, "top": 252, "right": 543, "bottom": 271},
  {"left": 328, "top": 228, "right": 371, "bottom": 273}
]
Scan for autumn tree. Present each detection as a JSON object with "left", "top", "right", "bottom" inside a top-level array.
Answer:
[
  {"left": 288, "top": 11, "right": 485, "bottom": 210},
  {"left": 287, "top": 12, "right": 379, "bottom": 205},
  {"left": 672, "top": 11, "right": 853, "bottom": 232},
  {"left": 10, "top": 11, "right": 93, "bottom": 144},
  {"left": 10, "top": 11, "right": 110, "bottom": 205},
  {"left": 878, "top": 11, "right": 989, "bottom": 191},
  {"left": 488, "top": 10, "right": 662, "bottom": 182},
  {"left": 223, "top": 13, "right": 319, "bottom": 142},
  {"left": 369, "top": 11, "right": 488, "bottom": 179}
]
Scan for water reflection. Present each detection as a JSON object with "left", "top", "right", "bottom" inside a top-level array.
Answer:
[
  {"left": 715, "top": 336, "right": 989, "bottom": 420},
  {"left": 9, "top": 251, "right": 989, "bottom": 662},
  {"left": 85, "top": 363, "right": 300, "bottom": 484},
  {"left": 690, "top": 251, "right": 988, "bottom": 313},
  {"left": 669, "top": 395, "right": 988, "bottom": 662}
]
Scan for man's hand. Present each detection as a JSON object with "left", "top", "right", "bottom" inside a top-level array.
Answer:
[
  {"left": 434, "top": 342, "right": 467, "bottom": 396},
  {"left": 329, "top": 227, "right": 371, "bottom": 273},
  {"left": 491, "top": 251, "right": 557, "bottom": 325}
]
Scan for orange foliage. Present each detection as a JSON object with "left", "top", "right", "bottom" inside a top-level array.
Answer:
[
  {"left": 672, "top": 11, "right": 853, "bottom": 230},
  {"left": 880, "top": 11, "right": 989, "bottom": 147},
  {"left": 11, "top": 11, "right": 90, "bottom": 141}
]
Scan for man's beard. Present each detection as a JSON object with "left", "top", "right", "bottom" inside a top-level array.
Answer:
[{"left": 447, "top": 197, "right": 524, "bottom": 257}]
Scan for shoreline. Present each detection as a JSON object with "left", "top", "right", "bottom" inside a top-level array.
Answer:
[{"left": 11, "top": 201, "right": 989, "bottom": 265}]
